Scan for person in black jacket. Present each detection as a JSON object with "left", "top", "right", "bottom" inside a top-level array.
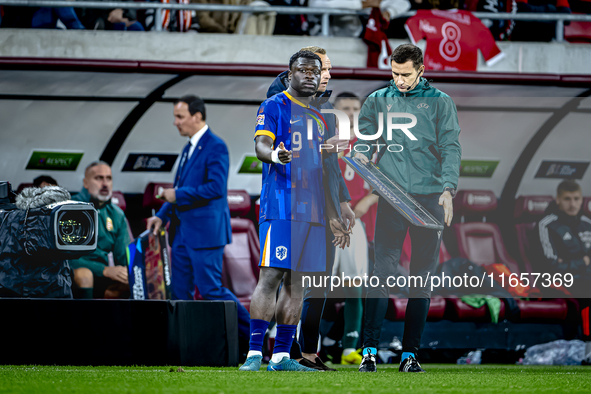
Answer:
[
  {"left": 535, "top": 180, "right": 591, "bottom": 364},
  {"left": 536, "top": 180, "right": 591, "bottom": 281}
]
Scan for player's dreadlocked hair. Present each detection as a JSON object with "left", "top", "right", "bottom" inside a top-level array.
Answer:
[{"left": 288, "top": 50, "right": 322, "bottom": 71}]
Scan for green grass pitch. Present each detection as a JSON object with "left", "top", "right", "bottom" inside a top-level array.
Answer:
[{"left": 2, "top": 364, "right": 591, "bottom": 393}]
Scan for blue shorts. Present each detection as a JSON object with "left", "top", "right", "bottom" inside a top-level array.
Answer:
[{"left": 259, "top": 220, "right": 326, "bottom": 273}]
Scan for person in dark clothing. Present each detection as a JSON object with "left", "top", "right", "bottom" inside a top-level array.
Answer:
[
  {"left": 266, "top": 46, "right": 356, "bottom": 371},
  {"left": 535, "top": 180, "right": 591, "bottom": 290},
  {"left": 512, "top": 0, "right": 571, "bottom": 42},
  {"left": 534, "top": 180, "right": 591, "bottom": 364}
]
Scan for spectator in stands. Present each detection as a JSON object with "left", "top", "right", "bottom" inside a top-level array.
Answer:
[
  {"left": 70, "top": 161, "right": 131, "bottom": 299},
  {"left": 77, "top": 1, "right": 145, "bottom": 31},
  {"left": 33, "top": 175, "right": 58, "bottom": 189},
  {"left": 192, "top": 0, "right": 242, "bottom": 33},
  {"left": 511, "top": 0, "right": 571, "bottom": 41},
  {"left": 463, "top": 0, "right": 517, "bottom": 40},
  {"left": 535, "top": 180, "right": 591, "bottom": 365},
  {"left": 535, "top": 180, "right": 591, "bottom": 287},
  {"left": 268, "top": 0, "right": 309, "bottom": 35},
  {"left": 30, "top": 6, "right": 85, "bottom": 29},
  {"left": 145, "top": 95, "right": 251, "bottom": 342}
]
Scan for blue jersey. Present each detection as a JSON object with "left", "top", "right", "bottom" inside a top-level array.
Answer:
[{"left": 255, "top": 90, "right": 327, "bottom": 225}]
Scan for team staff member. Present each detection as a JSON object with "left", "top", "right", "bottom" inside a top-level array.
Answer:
[
  {"left": 536, "top": 180, "right": 591, "bottom": 280},
  {"left": 354, "top": 44, "right": 461, "bottom": 373},
  {"left": 146, "top": 96, "right": 250, "bottom": 342},
  {"left": 70, "top": 161, "right": 130, "bottom": 299},
  {"left": 535, "top": 180, "right": 591, "bottom": 363}
]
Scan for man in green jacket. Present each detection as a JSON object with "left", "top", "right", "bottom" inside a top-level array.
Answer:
[
  {"left": 354, "top": 44, "right": 461, "bottom": 373},
  {"left": 70, "top": 161, "right": 130, "bottom": 299}
]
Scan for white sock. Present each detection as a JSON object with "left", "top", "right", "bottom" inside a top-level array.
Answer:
[
  {"left": 271, "top": 352, "right": 290, "bottom": 363},
  {"left": 343, "top": 348, "right": 356, "bottom": 357},
  {"left": 322, "top": 337, "right": 337, "bottom": 347},
  {"left": 585, "top": 342, "right": 591, "bottom": 361},
  {"left": 247, "top": 350, "right": 262, "bottom": 358}
]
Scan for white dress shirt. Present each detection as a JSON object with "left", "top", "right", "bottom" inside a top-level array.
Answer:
[{"left": 188, "top": 124, "right": 209, "bottom": 159}]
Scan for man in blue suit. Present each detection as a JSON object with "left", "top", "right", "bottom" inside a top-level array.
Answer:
[{"left": 146, "top": 95, "right": 251, "bottom": 341}]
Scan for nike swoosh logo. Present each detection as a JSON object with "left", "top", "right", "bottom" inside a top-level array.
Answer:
[
  {"left": 251, "top": 333, "right": 262, "bottom": 336},
  {"left": 290, "top": 119, "right": 301, "bottom": 124}
]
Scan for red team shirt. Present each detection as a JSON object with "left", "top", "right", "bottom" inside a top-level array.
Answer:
[{"left": 405, "top": 10, "right": 504, "bottom": 71}]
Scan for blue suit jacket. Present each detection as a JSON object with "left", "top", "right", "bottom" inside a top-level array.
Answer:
[{"left": 157, "top": 128, "right": 232, "bottom": 249}]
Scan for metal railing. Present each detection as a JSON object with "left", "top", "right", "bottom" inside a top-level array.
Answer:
[{"left": 1, "top": 0, "right": 590, "bottom": 40}]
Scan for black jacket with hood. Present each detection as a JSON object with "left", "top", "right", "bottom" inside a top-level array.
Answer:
[{"left": 535, "top": 201, "right": 591, "bottom": 276}]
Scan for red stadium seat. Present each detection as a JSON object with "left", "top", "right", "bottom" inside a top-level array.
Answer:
[
  {"left": 513, "top": 195, "right": 553, "bottom": 223},
  {"left": 386, "top": 295, "right": 446, "bottom": 321},
  {"left": 454, "top": 190, "right": 497, "bottom": 220},
  {"left": 454, "top": 222, "right": 521, "bottom": 275},
  {"left": 111, "top": 191, "right": 127, "bottom": 212},
  {"left": 227, "top": 190, "right": 251, "bottom": 218},
  {"left": 565, "top": 16, "right": 591, "bottom": 43},
  {"left": 447, "top": 296, "right": 506, "bottom": 322},
  {"left": 143, "top": 182, "right": 173, "bottom": 211},
  {"left": 518, "top": 298, "right": 568, "bottom": 321},
  {"left": 453, "top": 190, "right": 521, "bottom": 274}
]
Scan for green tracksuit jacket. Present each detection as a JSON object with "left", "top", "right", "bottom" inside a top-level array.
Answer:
[
  {"left": 69, "top": 188, "right": 130, "bottom": 277},
  {"left": 354, "top": 78, "right": 462, "bottom": 195}
]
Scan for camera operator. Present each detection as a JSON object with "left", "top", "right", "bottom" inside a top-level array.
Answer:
[{"left": 70, "top": 162, "right": 130, "bottom": 299}]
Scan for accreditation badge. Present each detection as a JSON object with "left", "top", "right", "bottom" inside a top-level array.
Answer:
[{"left": 106, "top": 217, "right": 114, "bottom": 232}]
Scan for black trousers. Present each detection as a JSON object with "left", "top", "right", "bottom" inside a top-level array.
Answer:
[
  {"left": 362, "top": 193, "right": 444, "bottom": 354},
  {"left": 290, "top": 224, "right": 336, "bottom": 357}
]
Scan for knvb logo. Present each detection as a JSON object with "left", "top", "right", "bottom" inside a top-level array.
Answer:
[{"left": 276, "top": 246, "right": 288, "bottom": 261}]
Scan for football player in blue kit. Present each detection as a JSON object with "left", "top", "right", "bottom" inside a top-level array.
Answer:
[{"left": 239, "top": 50, "right": 350, "bottom": 372}]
